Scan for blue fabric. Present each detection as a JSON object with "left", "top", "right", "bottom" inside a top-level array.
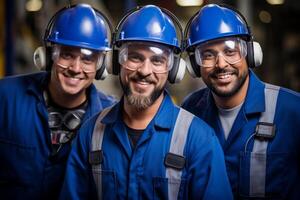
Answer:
[
  {"left": 0, "top": 72, "right": 116, "bottom": 200},
  {"left": 182, "top": 70, "right": 300, "bottom": 199},
  {"left": 60, "top": 92, "right": 233, "bottom": 200}
]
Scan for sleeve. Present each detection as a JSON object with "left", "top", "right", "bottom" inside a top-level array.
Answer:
[
  {"left": 187, "top": 119, "right": 233, "bottom": 200},
  {"left": 59, "top": 119, "right": 98, "bottom": 200}
]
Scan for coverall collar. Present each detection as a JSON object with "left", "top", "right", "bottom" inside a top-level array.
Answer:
[
  {"left": 101, "top": 90, "right": 174, "bottom": 131},
  {"left": 243, "top": 69, "right": 265, "bottom": 115}
]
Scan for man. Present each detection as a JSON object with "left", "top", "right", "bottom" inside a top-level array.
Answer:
[
  {"left": 0, "top": 4, "right": 116, "bottom": 199},
  {"left": 182, "top": 4, "right": 300, "bottom": 199},
  {"left": 60, "top": 5, "right": 232, "bottom": 200}
]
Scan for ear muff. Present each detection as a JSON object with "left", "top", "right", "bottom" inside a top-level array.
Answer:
[
  {"left": 253, "top": 41, "right": 263, "bottom": 67},
  {"left": 184, "top": 11, "right": 202, "bottom": 78},
  {"left": 185, "top": 52, "right": 200, "bottom": 78},
  {"left": 247, "top": 41, "right": 263, "bottom": 68},
  {"left": 111, "top": 41, "right": 121, "bottom": 75},
  {"left": 33, "top": 46, "right": 46, "bottom": 70},
  {"left": 95, "top": 54, "right": 108, "bottom": 80},
  {"left": 168, "top": 57, "right": 186, "bottom": 84},
  {"left": 93, "top": 8, "right": 113, "bottom": 80},
  {"left": 112, "top": 6, "right": 186, "bottom": 84},
  {"left": 34, "top": 4, "right": 113, "bottom": 80}
]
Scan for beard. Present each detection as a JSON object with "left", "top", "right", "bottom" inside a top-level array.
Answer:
[
  {"left": 120, "top": 73, "right": 165, "bottom": 111},
  {"left": 206, "top": 67, "right": 248, "bottom": 97}
]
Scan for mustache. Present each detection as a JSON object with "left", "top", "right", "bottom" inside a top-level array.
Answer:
[
  {"left": 129, "top": 73, "right": 156, "bottom": 84},
  {"left": 209, "top": 68, "right": 238, "bottom": 78},
  {"left": 62, "top": 71, "right": 85, "bottom": 79}
]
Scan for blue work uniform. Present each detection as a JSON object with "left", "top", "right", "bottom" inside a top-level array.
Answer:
[
  {"left": 182, "top": 70, "right": 300, "bottom": 199},
  {"left": 0, "top": 72, "right": 116, "bottom": 200},
  {"left": 60, "top": 91, "right": 233, "bottom": 200}
]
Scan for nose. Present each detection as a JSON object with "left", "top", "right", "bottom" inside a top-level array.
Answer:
[
  {"left": 215, "top": 54, "right": 229, "bottom": 69},
  {"left": 137, "top": 59, "right": 152, "bottom": 75},
  {"left": 69, "top": 57, "right": 82, "bottom": 73}
]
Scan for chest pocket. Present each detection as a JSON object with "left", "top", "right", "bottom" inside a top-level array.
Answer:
[
  {"left": 0, "top": 137, "right": 36, "bottom": 188},
  {"left": 239, "top": 151, "right": 289, "bottom": 199},
  {"left": 91, "top": 168, "right": 117, "bottom": 200},
  {"left": 153, "top": 177, "right": 187, "bottom": 200},
  {"left": 239, "top": 84, "right": 287, "bottom": 199}
]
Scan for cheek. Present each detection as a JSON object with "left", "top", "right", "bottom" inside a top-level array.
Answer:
[
  {"left": 156, "top": 73, "right": 168, "bottom": 86},
  {"left": 200, "top": 68, "right": 210, "bottom": 78}
]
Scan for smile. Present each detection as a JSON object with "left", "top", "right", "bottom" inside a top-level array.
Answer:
[
  {"left": 216, "top": 72, "right": 234, "bottom": 79},
  {"left": 63, "top": 74, "right": 84, "bottom": 80}
]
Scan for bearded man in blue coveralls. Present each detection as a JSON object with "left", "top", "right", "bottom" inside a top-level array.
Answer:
[
  {"left": 182, "top": 4, "right": 300, "bottom": 199},
  {"left": 0, "top": 4, "right": 116, "bottom": 200},
  {"left": 60, "top": 5, "right": 233, "bottom": 200}
]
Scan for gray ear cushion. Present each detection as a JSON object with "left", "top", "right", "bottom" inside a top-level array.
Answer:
[
  {"left": 186, "top": 55, "right": 197, "bottom": 78},
  {"left": 187, "top": 53, "right": 201, "bottom": 78},
  {"left": 168, "top": 56, "right": 179, "bottom": 84},
  {"left": 253, "top": 41, "right": 263, "bottom": 67},
  {"left": 105, "top": 51, "right": 113, "bottom": 75},
  {"left": 33, "top": 46, "right": 46, "bottom": 70},
  {"left": 95, "top": 54, "right": 109, "bottom": 80},
  {"left": 247, "top": 41, "right": 263, "bottom": 68},
  {"left": 95, "top": 67, "right": 108, "bottom": 80},
  {"left": 170, "top": 58, "right": 186, "bottom": 84}
]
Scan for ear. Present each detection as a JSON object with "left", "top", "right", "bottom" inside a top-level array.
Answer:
[
  {"left": 253, "top": 41, "right": 263, "bottom": 67},
  {"left": 33, "top": 46, "right": 46, "bottom": 70}
]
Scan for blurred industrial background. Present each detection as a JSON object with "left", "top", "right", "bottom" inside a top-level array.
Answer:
[{"left": 1, "top": 0, "right": 299, "bottom": 104}]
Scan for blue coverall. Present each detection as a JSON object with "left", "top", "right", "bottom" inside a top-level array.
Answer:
[
  {"left": 60, "top": 91, "right": 233, "bottom": 200},
  {"left": 182, "top": 70, "right": 300, "bottom": 199},
  {"left": 0, "top": 72, "right": 116, "bottom": 200}
]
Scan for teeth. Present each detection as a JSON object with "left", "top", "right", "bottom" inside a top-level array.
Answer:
[
  {"left": 66, "top": 76, "right": 81, "bottom": 80},
  {"left": 217, "top": 72, "right": 232, "bottom": 79},
  {"left": 137, "top": 81, "right": 149, "bottom": 85}
]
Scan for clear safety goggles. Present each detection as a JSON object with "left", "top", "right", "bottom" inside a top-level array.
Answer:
[
  {"left": 118, "top": 42, "right": 174, "bottom": 73},
  {"left": 48, "top": 109, "right": 85, "bottom": 133},
  {"left": 52, "top": 45, "right": 105, "bottom": 73},
  {"left": 195, "top": 37, "right": 247, "bottom": 68}
]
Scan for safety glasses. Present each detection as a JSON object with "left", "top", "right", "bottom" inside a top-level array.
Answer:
[
  {"left": 195, "top": 37, "right": 247, "bottom": 68},
  {"left": 118, "top": 42, "right": 174, "bottom": 73},
  {"left": 52, "top": 45, "right": 105, "bottom": 73}
]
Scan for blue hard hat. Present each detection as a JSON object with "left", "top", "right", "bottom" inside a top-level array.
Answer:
[
  {"left": 46, "top": 4, "right": 110, "bottom": 51},
  {"left": 115, "top": 5, "right": 180, "bottom": 51},
  {"left": 186, "top": 4, "right": 250, "bottom": 51}
]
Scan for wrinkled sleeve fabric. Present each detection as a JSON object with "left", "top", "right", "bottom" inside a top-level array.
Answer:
[{"left": 59, "top": 117, "right": 98, "bottom": 200}]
